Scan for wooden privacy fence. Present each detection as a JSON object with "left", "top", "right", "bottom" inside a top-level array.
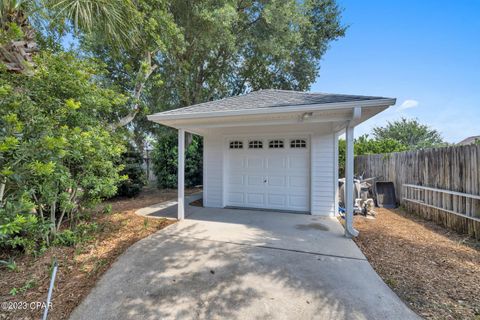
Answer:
[{"left": 355, "top": 144, "right": 480, "bottom": 239}]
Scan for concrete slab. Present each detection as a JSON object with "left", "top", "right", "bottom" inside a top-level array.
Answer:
[
  {"left": 70, "top": 207, "right": 420, "bottom": 320},
  {"left": 162, "top": 208, "right": 365, "bottom": 260},
  {"left": 136, "top": 193, "right": 203, "bottom": 220}
]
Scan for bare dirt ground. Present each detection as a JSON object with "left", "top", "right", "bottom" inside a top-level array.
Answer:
[
  {"left": 353, "top": 208, "right": 480, "bottom": 320},
  {"left": 0, "top": 186, "right": 199, "bottom": 320}
]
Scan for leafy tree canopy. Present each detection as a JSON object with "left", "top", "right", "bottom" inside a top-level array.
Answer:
[
  {"left": 372, "top": 117, "right": 446, "bottom": 150},
  {"left": 338, "top": 118, "right": 447, "bottom": 177},
  {"left": 81, "top": 0, "right": 346, "bottom": 143},
  {"left": 338, "top": 134, "right": 407, "bottom": 177}
]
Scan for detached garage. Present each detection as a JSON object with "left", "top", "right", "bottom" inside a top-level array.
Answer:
[{"left": 148, "top": 89, "right": 395, "bottom": 237}]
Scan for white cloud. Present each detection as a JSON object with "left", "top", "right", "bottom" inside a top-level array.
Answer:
[{"left": 398, "top": 99, "right": 419, "bottom": 111}]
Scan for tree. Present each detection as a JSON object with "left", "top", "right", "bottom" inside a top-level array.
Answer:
[
  {"left": 0, "top": 0, "right": 39, "bottom": 73},
  {"left": 338, "top": 134, "right": 407, "bottom": 177},
  {"left": 372, "top": 118, "right": 446, "bottom": 150},
  {"left": 116, "top": 144, "right": 146, "bottom": 198},
  {"left": 0, "top": 0, "right": 136, "bottom": 73},
  {"left": 151, "top": 131, "right": 202, "bottom": 189},
  {"left": 0, "top": 51, "right": 127, "bottom": 252},
  {"left": 82, "top": 0, "right": 346, "bottom": 143}
]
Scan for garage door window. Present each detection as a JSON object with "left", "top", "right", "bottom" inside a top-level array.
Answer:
[
  {"left": 229, "top": 141, "right": 243, "bottom": 149},
  {"left": 248, "top": 140, "right": 263, "bottom": 149},
  {"left": 268, "top": 139, "right": 284, "bottom": 149},
  {"left": 290, "top": 139, "right": 307, "bottom": 148}
]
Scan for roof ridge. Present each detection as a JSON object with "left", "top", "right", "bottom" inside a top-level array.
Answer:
[{"left": 257, "top": 89, "right": 387, "bottom": 98}]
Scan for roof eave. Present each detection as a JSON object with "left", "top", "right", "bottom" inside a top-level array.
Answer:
[{"left": 147, "top": 98, "right": 396, "bottom": 123}]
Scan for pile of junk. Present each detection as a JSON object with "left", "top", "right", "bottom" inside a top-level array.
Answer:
[{"left": 338, "top": 175, "right": 397, "bottom": 219}]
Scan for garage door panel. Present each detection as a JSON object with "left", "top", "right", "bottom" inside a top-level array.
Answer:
[
  {"left": 289, "top": 195, "right": 308, "bottom": 208},
  {"left": 267, "top": 176, "right": 286, "bottom": 187},
  {"left": 227, "top": 192, "right": 244, "bottom": 205},
  {"left": 288, "top": 155, "right": 308, "bottom": 169},
  {"left": 289, "top": 176, "right": 308, "bottom": 188},
  {"left": 226, "top": 136, "right": 309, "bottom": 212},
  {"left": 246, "top": 193, "right": 265, "bottom": 206},
  {"left": 266, "top": 157, "right": 286, "bottom": 169},
  {"left": 247, "top": 175, "right": 264, "bottom": 186},
  {"left": 246, "top": 157, "right": 264, "bottom": 169},
  {"left": 267, "top": 194, "right": 287, "bottom": 207}
]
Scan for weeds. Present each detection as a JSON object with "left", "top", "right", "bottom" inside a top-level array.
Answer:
[
  {"left": 0, "top": 257, "right": 18, "bottom": 271},
  {"left": 9, "top": 278, "right": 37, "bottom": 296},
  {"left": 53, "top": 222, "right": 101, "bottom": 247},
  {"left": 103, "top": 204, "right": 112, "bottom": 215}
]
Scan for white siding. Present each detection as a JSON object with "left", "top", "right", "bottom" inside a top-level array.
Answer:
[
  {"left": 203, "top": 134, "right": 224, "bottom": 207},
  {"left": 310, "top": 132, "right": 336, "bottom": 216},
  {"left": 203, "top": 125, "right": 337, "bottom": 216}
]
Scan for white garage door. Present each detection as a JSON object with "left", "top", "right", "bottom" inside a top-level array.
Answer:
[{"left": 225, "top": 136, "right": 310, "bottom": 212}]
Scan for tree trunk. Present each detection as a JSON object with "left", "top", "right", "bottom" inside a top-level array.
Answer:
[
  {"left": 0, "top": 177, "right": 6, "bottom": 204},
  {"left": 114, "top": 51, "right": 158, "bottom": 128},
  {"left": 50, "top": 199, "right": 57, "bottom": 235},
  {"left": 0, "top": 9, "right": 38, "bottom": 74}
]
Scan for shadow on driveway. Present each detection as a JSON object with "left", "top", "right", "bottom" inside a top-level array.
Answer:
[{"left": 70, "top": 205, "right": 420, "bottom": 320}]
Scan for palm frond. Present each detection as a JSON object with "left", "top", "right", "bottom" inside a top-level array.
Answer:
[{"left": 47, "top": 0, "right": 138, "bottom": 47}]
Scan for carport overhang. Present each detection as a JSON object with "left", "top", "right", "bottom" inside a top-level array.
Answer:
[{"left": 148, "top": 96, "right": 396, "bottom": 238}]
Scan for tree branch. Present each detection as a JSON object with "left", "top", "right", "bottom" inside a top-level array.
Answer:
[
  {"left": 114, "top": 51, "right": 158, "bottom": 128},
  {"left": 0, "top": 177, "right": 6, "bottom": 205}
]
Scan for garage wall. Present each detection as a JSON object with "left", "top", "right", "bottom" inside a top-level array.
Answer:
[
  {"left": 310, "top": 132, "right": 336, "bottom": 216},
  {"left": 203, "top": 134, "right": 224, "bottom": 208},
  {"left": 202, "top": 125, "right": 337, "bottom": 215}
]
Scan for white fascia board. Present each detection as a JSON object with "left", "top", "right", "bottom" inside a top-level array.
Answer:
[{"left": 147, "top": 98, "right": 396, "bottom": 122}]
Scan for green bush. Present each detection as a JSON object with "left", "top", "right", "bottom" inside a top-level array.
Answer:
[
  {"left": 152, "top": 131, "right": 202, "bottom": 189},
  {"left": 0, "top": 51, "right": 127, "bottom": 253},
  {"left": 0, "top": 195, "right": 49, "bottom": 253},
  {"left": 53, "top": 222, "right": 99, "bottom": 247},
  {"left": 52, "top": 229, "right": 77, "bottom": 247},
  {"left": 116, "top": 145, "right": 146, "bottom": 197}
]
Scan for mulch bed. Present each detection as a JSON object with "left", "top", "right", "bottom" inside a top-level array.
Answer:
[
  {"left": 353, "top": 208, "right": 480, "bottom": 320},
  {"left": 0, "top": 187, "right": 199, "bottom": 320}
]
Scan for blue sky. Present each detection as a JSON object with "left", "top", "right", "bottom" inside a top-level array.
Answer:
[{"left": 311, "top": 0, "right": 480, "bottom": 143}]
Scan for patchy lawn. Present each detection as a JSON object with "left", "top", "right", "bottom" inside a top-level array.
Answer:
[
  {"left": 353, "top": 208, "right": 480, "bottom": 320},
  {"left": 0, "top": 186, "right": 199, "bottom": 320}
]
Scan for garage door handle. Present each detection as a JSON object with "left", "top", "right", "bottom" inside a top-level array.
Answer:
[{"left": 264, "top": 179, "right": 267, "bottom": 183}]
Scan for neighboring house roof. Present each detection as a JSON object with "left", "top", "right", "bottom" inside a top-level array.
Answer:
[
  {"left": 457, "top": 135, "right": 480, "bottom": 145},
  {"left": 148, "top": 89, "right": 395, "bottom": 120}
]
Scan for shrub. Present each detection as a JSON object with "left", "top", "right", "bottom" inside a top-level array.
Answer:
[
  {"left": 52, "top": 230, "right": 77, "bottom": 247},
  {"left": 151, "top": 131, "right": 202, "bottom": 189},
  {"left": 0, "top": 51, "right": 127, "bottom": 253},
  {"left": 0, "top": 195, "right": 49, "bottom": 253},
  {"left": 53, "top": 222, "right": 99, "bottom": 247},
  {"left": 116, "top": 145, "right": 146, "bottom": 197}
]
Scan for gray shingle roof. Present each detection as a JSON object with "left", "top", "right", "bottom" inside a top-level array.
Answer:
[
  {"left": 154, "top": 89, "right": 392, "bottom": 116},
  {"left": 457, "top": 135, "right": 480, "bottom": 145}
]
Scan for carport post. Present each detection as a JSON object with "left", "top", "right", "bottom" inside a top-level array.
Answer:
[
  {"left": 178, "top": 128, "right": 185, "bottom": 220},
  {"left": 345, "top": 124, "right": 359, "bottom": 237}
]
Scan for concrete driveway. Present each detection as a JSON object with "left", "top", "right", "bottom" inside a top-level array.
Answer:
[{"left": 70, "top": 207, "right": 419, "bottom": 320}]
